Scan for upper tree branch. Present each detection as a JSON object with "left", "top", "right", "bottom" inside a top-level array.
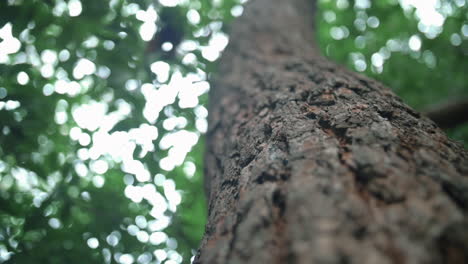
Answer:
[{"left": 424, "top": 99, "right": 468, "bottom": 129}]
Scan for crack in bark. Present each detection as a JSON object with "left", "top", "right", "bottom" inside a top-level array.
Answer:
[
  {"left": 437, "top": 220, "right": 468, "bottom": 263},
  {"left": 225, "top": 205, "right": 251, "bottom": 262},
  {"left": 318, "top": 116, "right": 408, "bottom": 205},
  {"left": 271, "top": 188, "right": 290, "bottom": 264},
  {"left": 441, "top": 181, "right": 468, "bottom": 210}
]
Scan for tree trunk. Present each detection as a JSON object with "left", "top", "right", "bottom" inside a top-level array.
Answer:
[{"left": 195, "top": 0, "right": 468, "bottom": 263}]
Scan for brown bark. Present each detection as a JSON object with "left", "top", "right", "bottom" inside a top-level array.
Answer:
[{"left": 195, "top": 0, "right": 468, "bottom": 263}]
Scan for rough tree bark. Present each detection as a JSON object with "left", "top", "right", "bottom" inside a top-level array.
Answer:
[{"left": 195, "top": 0, "right": 468, "bottom": 263}]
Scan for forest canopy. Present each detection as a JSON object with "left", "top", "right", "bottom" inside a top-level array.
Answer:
[{"left": 0, "top": 0, "right": 466, "bottom": 263}]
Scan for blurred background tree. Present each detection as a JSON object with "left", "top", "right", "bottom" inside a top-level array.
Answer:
[{"left": 0, "top": 0, "right": 466, "bottom": 263}]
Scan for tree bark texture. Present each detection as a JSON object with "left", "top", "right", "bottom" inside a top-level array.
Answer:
[{"left": 195, "top": 0, "right": 468, "bottom": 263}]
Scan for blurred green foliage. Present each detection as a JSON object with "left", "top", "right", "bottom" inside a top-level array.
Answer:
[
  {"left": 0, "top": 0, "right": 466, "bottom": 263},
  {"left": 0, "top": 0, "right": 242, "bottom": 263},
  {"left": 317, "top": 0, "right": 468, "bottom": 143}
]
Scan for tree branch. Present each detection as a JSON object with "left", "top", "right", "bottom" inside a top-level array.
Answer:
[{"left": 423, "top": 99, "right": 468, "bottom": 129}]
